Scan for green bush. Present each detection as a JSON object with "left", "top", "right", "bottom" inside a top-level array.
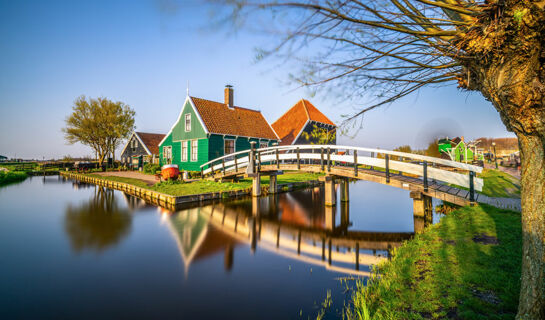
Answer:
[
  {"left": 0, "top": 171, "right": 27, "bottom": 186},
  {"left": 143, "top": 163, "right": 161, "bottom": 174}
]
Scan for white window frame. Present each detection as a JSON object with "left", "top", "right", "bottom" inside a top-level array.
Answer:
[
  {"left": 259, "top": 142, "right": 268, "bottom": 149},
  {"left": 191, "top": 139, "right": 198, "bottom": 162},
  {"left": 181, "top": 140, "right": 188, "bottom": 162},
  {"left": 224, "top": 139, "right": 235, "bottom": 155},
  {"left": 163, "top": 146, "right": 172, "bottom": 162},
  {"left": 185, "top": 114, "right": 191, "bottom": 132}
]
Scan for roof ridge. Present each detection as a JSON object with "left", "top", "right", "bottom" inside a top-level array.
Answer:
[
  {"left": 191, "top": 96, "right": 261, "bottom": 113},
  {"left": 300, "top": 99, "right": 311, "bottom": 120}
]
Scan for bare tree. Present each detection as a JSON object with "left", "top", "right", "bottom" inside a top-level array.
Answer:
[{"left": 220, "top": 1, "right": 544, "bottom": 318}]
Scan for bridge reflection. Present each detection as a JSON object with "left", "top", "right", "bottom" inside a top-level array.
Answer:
[{"left": 164, "top": 186, "right": 431, "bottom": 277}]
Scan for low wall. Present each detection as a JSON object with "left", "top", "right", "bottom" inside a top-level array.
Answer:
[{"left": 60, "top": 171, "right": 322, "bottom": 211}]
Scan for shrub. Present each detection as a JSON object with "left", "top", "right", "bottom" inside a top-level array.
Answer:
[
  {"left": 143, "top": 163, "right": 161, "bottom": 174},
  {"left": 0, "top": 171, "right": 27, "bottom": 186}
]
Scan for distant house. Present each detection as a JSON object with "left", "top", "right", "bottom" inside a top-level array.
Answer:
[
  {"left": 438, "top": 136, "right": 484, "bottom": 163},
  {"left": 0, "top": 155, "right": 7, "bottom": 162},
  {"left": 120, "top": 132, "right": 165, "bottom": 167},
  {"left": 272, "top": 99, "right": 336, "bottom": 146},
  {"left": 158, "top": 86, "right": 279, "bottom": 171}
]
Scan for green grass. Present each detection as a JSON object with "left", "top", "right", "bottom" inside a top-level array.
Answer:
[
  {"left": 345, "top": 204, "right": 522, "bottom": 320},
  {"left": 0, "top": 171, "right": 28, "bottom": 186},
  {"left": 87, "top": 171, "right": 323, "bottom": 197},
  {"left": 479, "top": 169, "right": 520, "bottom": 198}
]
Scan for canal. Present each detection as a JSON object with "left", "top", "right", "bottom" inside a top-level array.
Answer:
[{"left": 0, "top": 175, "right": 442, "bottom": 319}]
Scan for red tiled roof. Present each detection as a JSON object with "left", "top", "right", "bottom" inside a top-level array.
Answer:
[
  {"left": 271, "top": 99, "right": 336, "bottom": 145},
  {"left": 190, "top": 97, "right": 278, "bottom": 140},
  {"left": 136, "top": 132, "right": 165, "bottom": 155}
]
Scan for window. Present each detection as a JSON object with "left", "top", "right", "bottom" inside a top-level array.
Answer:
[
  {"left": 163, "top": 146, "right": 172, "bottom": 164},
  {"left": 224, "top": 139, "right": 235, "bottom": 155},
  {"left": 181, "top": 141, "right": 188, "bottom": 162},
  {"left": 131, "top": 138, "right": 137, "bottom": 152},
  {"left": 191, "top": 140, "right": 198, "bottom": 161},
  {"left": 259, "top": 142, "right": 268, "bottom": 149},
  {"left": 185, "top": 114, "right": 191, "bottom": 132}
]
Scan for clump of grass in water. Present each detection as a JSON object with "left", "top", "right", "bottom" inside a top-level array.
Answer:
[{"left": 315, "top": 290, "right": 332, "bottom": 320}]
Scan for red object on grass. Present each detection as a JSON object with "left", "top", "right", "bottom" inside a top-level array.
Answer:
[{"left": 161, "top": 164, "right": 179, "bottom": 180}]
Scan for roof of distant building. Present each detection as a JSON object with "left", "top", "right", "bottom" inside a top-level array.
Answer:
[{"left": 271, "top": 99, "right": 336, "bottom": 145}]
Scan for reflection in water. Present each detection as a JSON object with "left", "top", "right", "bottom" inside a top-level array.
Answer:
[
  {"left": 166, "top": 186, "right": 423, "bottom": 277},
  {"left": 64, "top": 186, "right": 132, "bottom": 253},
  {"left": 166, "top": 208, "right": 240, "bottom": 275}
]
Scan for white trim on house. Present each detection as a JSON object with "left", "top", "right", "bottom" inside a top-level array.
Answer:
[
  {"left": 190, "top": 139, "right": 199, "bottom": 162},
  {"left": 158, "top": 95, "right": 210, "bottom": 147},
  {"left": 291, "top": 120, "right": 310, "bottom": 145},
  {"left": 120, "top": 132, "right": 152, "bottom": 157},
  {"left": 181, "top": 140, "right": 188, "bottom": 162},
  {"left": 184, "top": 113, "right": 191, "bottom": 132},
  {"left": 224, "top": 138, "right": 236, "bottom": 155}
]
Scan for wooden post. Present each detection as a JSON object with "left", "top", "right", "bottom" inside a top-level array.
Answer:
[
  {"left": 269, "top": 174, "right": 277, "bottom": 194},
  {"left": 234, "top": 156, "right": 238, "bottom": 172},
  {"left": 257, "top": 151, "right": 261, "bottom": 171},
  {"left": 340, "top": 178, "right": 349, "bottom": 202},
  {"left": 252, "top": 173, "right": 261, "bottom": 197},
  {"left": 276, "top": 148, "right": 280, "bottom": 169},
  {"left": 385, "top": 154, "right": 390, "bottom": 183},
  {"left": 469, "top": 171, "right": 475, "bottom": 202},
  {"left": 200, "top": 167, "right": 204, "bottom": 179},
  {"left": 328, "top": 239, "right": 332, "bottom": 265},
  {"left": 296, "top": 147, "right": 300, "bottom": 169},
  {"left": 423, "top": 160, "right": 428, "bottom": 192},
  {"left": 325, "top": 204, "right": 335, "bottom": 230},
  {"left": 222, "top": 158, "right": 225, "bottom": 175},
  {"left": 355, "top": 242, "right": 360, "bottom": 270},
  {"left": 354, "top": 150, "right": 358, "bottom": 176},
  {"left": 297, "top": 230, "right": 302, "bottom": 254},
  {"left": 327, "top": 147, "right": 331, "bottom": 172},
  {"left": 321, "top": 238, "right": 326, "bottom": 260},
  {"left": 320, "top": 147, "right": 324, "bottom": 171},
  {"left": 324, "top": 176, "right": 336, "bottom": 206}
]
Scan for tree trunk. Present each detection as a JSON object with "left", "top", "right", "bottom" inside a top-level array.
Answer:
[{"left": 516, "top": 133, "right": 545, "bottom": 319}]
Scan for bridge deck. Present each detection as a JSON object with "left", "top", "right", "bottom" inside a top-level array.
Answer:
[{"left": 210, "top": 163, "right": 478, "bottom": 206}]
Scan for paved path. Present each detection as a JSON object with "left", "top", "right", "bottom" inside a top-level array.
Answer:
[
  {"left": 475, "top": 194, "right": 521, "bottom": 212},
  {"left": 97, "top": 171, "right": 158, "bottom": 186},
  {"left": 484, "top": 163, "right": 521, "bottom": 179}
]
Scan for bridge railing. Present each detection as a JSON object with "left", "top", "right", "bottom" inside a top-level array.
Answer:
[{"left": 200, "top": 144, "right": 483, "bottom": 193}]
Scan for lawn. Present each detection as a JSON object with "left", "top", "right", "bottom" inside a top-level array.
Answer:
[
  {"left": 344, "top": 204, "right": 521, "bottom": 319},
  {"left": 88, "top": 171, "right": 323, "bottom": 197},
  {"left": 0, "top": 171, "right": 28, "bottom": 187},
  {"left": 479, "top": 169, "right": 520, "bottom": 198}
]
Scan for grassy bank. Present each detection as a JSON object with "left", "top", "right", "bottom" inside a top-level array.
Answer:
[
  {"left": 88, "top": 172, "right": 323, "bottom": 197},
  {"left": 345, "top": 204, "right": 521, "bottom": 320},
  {"left": 0, "top": 171, "right": 28, "bottom": 186},
  {"left": 479, "top": 169, "right": 520, "bottom": 198}
]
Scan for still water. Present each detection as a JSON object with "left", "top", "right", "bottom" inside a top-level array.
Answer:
[{"left": 0, "top": 176, "right": 440, "bottom": 319}]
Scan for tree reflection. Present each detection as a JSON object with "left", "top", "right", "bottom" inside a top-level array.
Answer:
[{"left": 65, "top": 186, "right": 132, "bottom": 253}]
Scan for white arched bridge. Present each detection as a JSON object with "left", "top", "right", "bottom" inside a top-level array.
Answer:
[{"left": 200, "top": 144, "right": 484, "bottom": 210}]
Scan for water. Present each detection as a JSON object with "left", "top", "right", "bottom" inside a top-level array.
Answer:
[{"left": 0, "top": 176, "right": 441, "bottom": 319}]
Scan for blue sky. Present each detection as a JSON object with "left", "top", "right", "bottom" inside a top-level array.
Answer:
[{"left": 0, "top": 0, "right": 513, "bottom": 159}]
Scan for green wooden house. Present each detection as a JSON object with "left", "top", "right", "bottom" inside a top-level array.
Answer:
[
  {"left": 438, "top": 137, "right": 484, "bottom": 163},
  {"left": 158, "top": 86, "right": 279, "bottom": 171}
]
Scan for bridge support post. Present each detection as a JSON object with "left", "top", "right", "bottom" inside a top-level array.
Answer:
[
  {"left": 321, "top": 175, "right": 336, "bottom": 206},
  {"left": 252, "top": 174, "right": 261, "bottom": 197},
  {"left": 269, "top": 174, "right": 278, "bottom": 194},
  {"left": 325, "top": 204, "right": 336, "bottom": 230},
  {"left": 410, "top": 191, "right": 433, "bottom": 233},
  {"left": 340, "top": 178, "right": 349, "bottom": 202}
]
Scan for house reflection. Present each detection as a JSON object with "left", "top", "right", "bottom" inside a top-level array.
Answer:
[
  {"left": 64, "top": 186, "right": 132, "bottom": 253},
  {"left": 165, "top": 208, "right": 240, "bottom": 275},
  {"left": 165, "top": 186, "right": 417, "bottom": 277}
]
